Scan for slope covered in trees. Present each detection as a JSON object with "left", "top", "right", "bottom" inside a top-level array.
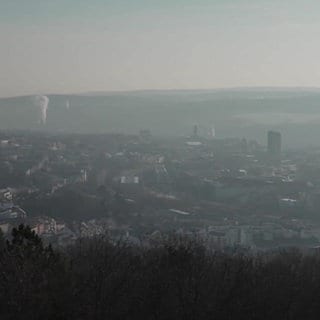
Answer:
[{"left": 1, "top": 225, "right": 320, "bottom": 319}]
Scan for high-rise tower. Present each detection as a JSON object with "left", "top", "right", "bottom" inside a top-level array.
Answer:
[{"left": 267, "top": 130, "right": 281, "bottom": 158}]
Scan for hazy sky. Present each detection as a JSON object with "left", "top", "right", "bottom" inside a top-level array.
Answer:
[{"left": 1, "top": 0, "right": 320, "bottom": 97}]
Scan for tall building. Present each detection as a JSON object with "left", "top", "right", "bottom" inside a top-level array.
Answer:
[
  {"left": 267, "top": 131, "right": 281, "bottom": 157},
  {"left": 193, "top": 124, "right": 198, "bottom": 138}
]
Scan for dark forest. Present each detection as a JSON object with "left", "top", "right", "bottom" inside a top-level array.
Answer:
[{"left": 1, "top": 225, "right": 320, "bottom": 320}]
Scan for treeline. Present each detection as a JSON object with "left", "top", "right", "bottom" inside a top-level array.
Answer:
[{"left": 1, "top": 226, "right": 320, "bottom": 319}]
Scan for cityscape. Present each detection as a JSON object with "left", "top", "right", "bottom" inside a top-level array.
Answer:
[
  {"left": 1, "top": 125, "right": 320, "bottom": 250},
  {"left": 4, "top": 1, "right": 320, "bottom": 318}
]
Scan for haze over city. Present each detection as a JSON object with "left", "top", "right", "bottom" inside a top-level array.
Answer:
[
  {"left": 4, "top": 1, "right": 320, "bottom": 319},
  {"left": 2, "top": 0, "right": 320, "bottom": 97}
]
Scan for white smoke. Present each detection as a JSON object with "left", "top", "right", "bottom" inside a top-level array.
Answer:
[
  {"left": 211, "top": 125, "right": 216, "bottom": 138},
  {"left": 66, "top": 100, "right": 70, "bottom": 110},
  {"left": 35, "top": 95, "right": 49, "bottom": 125}
]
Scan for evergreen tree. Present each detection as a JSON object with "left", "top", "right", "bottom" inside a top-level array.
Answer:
[{"left": 0, "top": 228, "right": 5, "bottom": 252}]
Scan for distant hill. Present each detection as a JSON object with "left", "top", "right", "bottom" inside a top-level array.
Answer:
[{"left": 1, "top": 88, "right": 320, "bottom": 147}]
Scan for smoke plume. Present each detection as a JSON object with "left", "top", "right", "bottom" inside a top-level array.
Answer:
[{"left": 35, "top": 95, "right": 49, "bottom": 125}]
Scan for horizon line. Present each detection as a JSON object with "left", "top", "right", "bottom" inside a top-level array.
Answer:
[{"left": 2, "top": 85, "right": 320, "bottom": 99}]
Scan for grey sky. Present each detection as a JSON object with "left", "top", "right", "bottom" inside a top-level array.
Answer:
[{"left": 1, "top": 0, "right": 320, "bottom": 97}]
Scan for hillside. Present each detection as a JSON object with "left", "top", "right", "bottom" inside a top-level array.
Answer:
[{"left": 1, "top": 89, "right": 320, "bottom": 146}]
